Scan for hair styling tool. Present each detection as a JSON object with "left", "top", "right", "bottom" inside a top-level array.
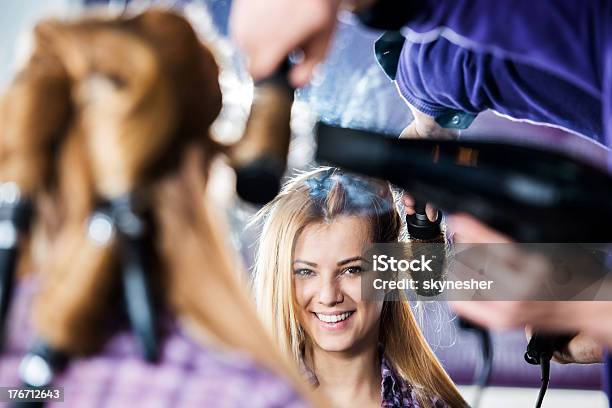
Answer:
[
  {"left": 406, "top": 200, "right": 444, "bottom": 296},
  {"left": 409, "top": 200, "right": 493, "bottom": 407},
  {"left": 14, "top": 340, "right": 67, "bottom": 408},
  {"left": 98, "top": 194, "right": 159, "bottom": 362},
  {"left": 231, "top": 60, "right": 294, "bottom": 205},
  {"left": 459, "top": 319, "right": 493, "bottom": 408},
  {"left": 316, "top": 122, "right": 612, "bottom": 242},
  {"left": 0, "top": 183, "right": 33, "bottom": 349}
]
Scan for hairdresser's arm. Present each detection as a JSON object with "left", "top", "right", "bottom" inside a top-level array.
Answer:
[
  {"left": 230, "top": 0, "right": 606, "bottom": 88},
  {"left": 454, "top": 299, "right": 612, "bottom": 350},
  {"left": 229, "top": 0, "right": 384, "bottom": 87},
  {"left": 448, "top": 213, "right": 612, "bottom": 350},
  {"left": 364, "top": 0, "right": 607, "bottom": 96},
  {"left": 399, "top": 103, "right": 458, "bottom": 140},
  {"left": 394, "top": 36, "right": 482, "bottom": 139}
]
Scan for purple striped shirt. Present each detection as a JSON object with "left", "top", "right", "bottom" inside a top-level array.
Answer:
[{"left": 0, "top": 277, "right": 307, "bottom": 408}]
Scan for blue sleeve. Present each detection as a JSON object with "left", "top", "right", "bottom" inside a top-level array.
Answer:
[
  {"left": 395, "top": 38, "right": 488, "bottom": 116},
  {"left": 402, "top": 0, "right": 609, "bottom": 99},
  {"left": 400, "top": 0, "right": 612, "bottom": 160},
  {"left": 395, "top": 37, "right": 604, "bottom": 141}
]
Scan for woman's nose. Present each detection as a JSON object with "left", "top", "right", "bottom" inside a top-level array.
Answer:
[{"left": 318, "top": 278, "right": 343, "bottom": 306}]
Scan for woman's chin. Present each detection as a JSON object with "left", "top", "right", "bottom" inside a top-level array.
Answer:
[
  {"left": 310, "top": 329, "right": 358, "bottom": 352},
  {"left": 314, "top": 338, "right": 355, "bottom": 353}
]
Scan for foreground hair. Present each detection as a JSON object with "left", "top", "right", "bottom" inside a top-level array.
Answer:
[
  {"left": 252, "top": 168, "right": 467, "bottom": 408},
  {"left": 0, "top": 10, "right": 319, "bottom": 405}
]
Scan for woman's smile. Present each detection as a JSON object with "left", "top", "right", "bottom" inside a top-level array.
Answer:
[{"left": 312, "top": 310, "right": 356, "bottom": 330}]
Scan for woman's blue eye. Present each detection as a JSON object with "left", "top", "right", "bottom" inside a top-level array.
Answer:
[
  {"left": 343, "top": 266, "right": 362, "bottom": 276},
  {"left": 294, "top": 269, "right": 314, "bottom": 277}
]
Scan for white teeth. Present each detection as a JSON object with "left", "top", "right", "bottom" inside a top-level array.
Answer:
[{"left": 315, "top": 312, "right": 353, "bottom": 323}]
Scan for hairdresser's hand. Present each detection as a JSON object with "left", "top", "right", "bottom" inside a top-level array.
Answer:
[
  {"left": 448, "top": 214, "right": 612, "bottom": 348},
  {"left": 525, "top": 327, "right": 603, "bottom": 364},
  {"left": 401, "top": 193, "right": 438, "bottom": 222},
  {"left": 454, "top": 299, "right": 612, "bottom": 349},
  {"left": 446, "top": 213, "right": 512, "bottom": 244},
  {"left": 400, "top": 102, "right": 459, "bottom": 140},
  {"left": 230, "top": 0, "right": 341, "bottom": 87},
  {"left": 448, "top": 214, "right": 554, "bottom": 325},
  {"left": 448, "top": 214, "right": 564, "bottom": 328},
  {"left": 399, "top": 103, "right": 459, "bottom": 221}
]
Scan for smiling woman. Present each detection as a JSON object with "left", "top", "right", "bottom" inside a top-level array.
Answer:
[
  {"left": 293, "top": 216, "right": 377, "bottom": 354},
  {"left": 251, "top": 168, "right": 468, "bottom": 408}
]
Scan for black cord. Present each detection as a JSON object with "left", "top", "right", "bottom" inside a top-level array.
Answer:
[
  {"left": 535, "top": 359, "right": 550, "bottom": 408},
  {"left": 107, "top": 195, "right": 159, "bottom": 362},
  {"left": 458, "top": 318, "right": 493, "bottom": 408},
  {"left": 524, "top": 333, "right": 575, "bottom": 408},
  {"left": 472, "top": 329, "right": 493, "bottom": 408},
  {"left": 0, "top": 190, "right": 33, "bottom": 351},
  {"left": 0, "top": 246, "right": 17, "bottom": 348}
]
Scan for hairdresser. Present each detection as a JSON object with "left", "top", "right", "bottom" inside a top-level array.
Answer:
[
  {"left": 370, "top": 9, "right": 612, "bottom": 368},
  {"left": 230, "top": 0, "right": 612, "bottom": 262},
  {"left": 229, "top": 0, "right": 612, "bottom": 390}
]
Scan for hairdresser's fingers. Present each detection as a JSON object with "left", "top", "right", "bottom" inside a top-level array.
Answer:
[
  {"left": 425, "top": 203, "right": 438, "bottom": 222},
  {"left": 401, "top": 192, "right": 415, "bottom": 215},
  {"left": 551, "top": 333, "right": 603, "bottom": 364},
  {"left": 452, "top": 300, "right": 580, "bottom": 332},
  {"left": 230, "top": 0, "right": 340, "bottom": 82},
  {"left": 288, "top": 22, "right": 335, "bottom": 88},
  {"left": 579, "top": 302, "right": 612, "bottom": 350},
  {"left": 451, "top": 301, "right": 538, "bottom": 330},
  {"left": 450, "top": 248, "right": 549, "bottom": 301},
  {"left": 455, "top": 302, "right": 612, "bottom": 350},
  {"left": 447, "top": 213, "right": 512, "bottom": 243},
  {"left": 401, "top": 104, "right": 459, "bottom": 139},
  {"left": 401, "top": 193, "right": 438, "bottom": 221},
  {"left": 399, "top": 122, "right": 419, "bottom": 139},
  {"left": 451, "top": 301, "right": 520, "bottom": 329},
  {"left": 449, "top": 217, "right": 552, "bottom": 300},
  {"left": 401, "top": 192, "right": 414, "bottom": 208},
  {"left": 448, "top": 213, "right": 550, "bottom": 287},
  {"left": 229, "top": 0, "right": 288, "bottom": 79},
  {"left": 525, "top": 325, "right": 534, "bottom": 339}
]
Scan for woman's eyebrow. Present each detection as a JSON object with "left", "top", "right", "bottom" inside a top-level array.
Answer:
[
  {"left": 337, "top": 256, "right": 369, "bottom": 266},
  {"left": 293, "top": 260, "right": 318, "bottom": 267}
]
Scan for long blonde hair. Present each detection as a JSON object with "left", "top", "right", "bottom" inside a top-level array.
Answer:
[
  {"left": 252, "top": 167, "right": 467, "bottom": 408},
  {"left": 0, "top": 10, "right": 321, "bottom": 406}
]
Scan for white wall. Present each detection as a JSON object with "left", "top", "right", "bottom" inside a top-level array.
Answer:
[{"left": 459, "top": 386, "right": 608, "bottom": 408}]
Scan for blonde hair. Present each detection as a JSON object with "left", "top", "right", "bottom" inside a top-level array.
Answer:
[
  {"left": 252, "top": 167, "right": 467, "bottom": 408},
  {"left": 0, "top": 10, "right": 321, "bottom": 406}
]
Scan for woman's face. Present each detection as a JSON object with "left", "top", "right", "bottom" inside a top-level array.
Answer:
[{"left": 293, "top": 215, "right": 383, "bottom": 353}]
